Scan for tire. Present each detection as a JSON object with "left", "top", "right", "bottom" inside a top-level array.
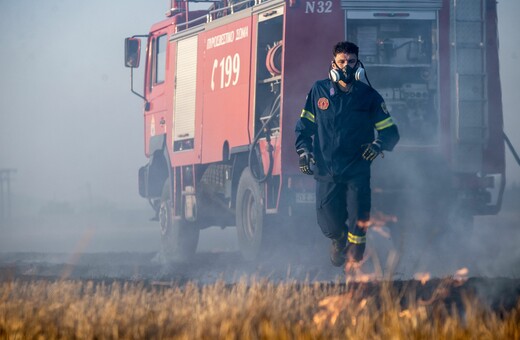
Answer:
[
  {"left": 236, "top": 167, "right": 266, "bottom": 261},
  {"left": 159, "top": 181, "right": 200, "bottom": 263}
]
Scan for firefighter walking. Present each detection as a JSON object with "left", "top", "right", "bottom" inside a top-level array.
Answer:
[{"left": 295, "top": 41, "right": 400, "bottom": 267}]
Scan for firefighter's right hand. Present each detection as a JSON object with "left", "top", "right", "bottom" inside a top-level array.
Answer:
[
  {"left": 362, "top": 141, "right": 382, "bottom": 161},
  {"left": 297, "top": 148, "right": 315, "bottom": 175}
]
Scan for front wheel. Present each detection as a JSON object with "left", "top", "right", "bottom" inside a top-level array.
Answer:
[
  {"left": 159, "top": 181, "right": 200, "bottom": 263},
  {"left": 236, "top": 167, "right": 266, "bottom": 261}
]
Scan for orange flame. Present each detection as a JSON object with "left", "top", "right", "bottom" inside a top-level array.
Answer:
[
  {"left": 354, "top": 211, "right": 398, "bottom": 232},
  {"left": 313, "top": 293, "right": 368, "bottom": 328},
  {"left": 453, "top": 267, "right": 469, "bottom": 286},
  {"left": 344, "top": 259, "right": 380, "bottom": 282},
  {"left": 414, "top": 272, "right": 431, "bottom": 285},
  {"left": 313, "top": 293, "right": 353, "bottom": 327},
  {"left": 400, "top": 307, "right": 428, "bottom": 320},
  {"left": 372, "top": 226, "right": 391, "bottom": 239},
  {"left": 455, "top": 267, "right": 469, "bottom": 277},
  {"left": 370, "top": 211, "right": 398, "bottom": 229},
  {"left": 399, "top": 309, "right": 412, "bottom": 319},
  {"left": 356, "top": 220, "right": 372, "bottom": 229}
]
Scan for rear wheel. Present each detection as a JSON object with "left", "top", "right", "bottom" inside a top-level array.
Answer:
[
  {"left": 159, "top": 181, "right": 200, "bottom": 262},
  {"left": 236, "top": 167, "right": 266, "bottom": 261}
]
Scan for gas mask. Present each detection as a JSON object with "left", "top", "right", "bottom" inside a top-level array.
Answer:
[{"left": 329, "top": 61, "right": 366, "bottom": 84}]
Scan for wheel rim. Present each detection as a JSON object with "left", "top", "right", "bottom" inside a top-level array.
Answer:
[{"left": 243, "top": 189, "right": 257, "bottom": 240}]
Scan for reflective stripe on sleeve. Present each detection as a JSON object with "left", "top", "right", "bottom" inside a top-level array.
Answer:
[
  {"left": 375, "top": 117, "right": 394, "bottom": 130},
  {"left": 300, "top": 110, "right": 315, "bottom": 123},
  {"left": 348, "top": 232, "right": 366, "bottom": 244}
]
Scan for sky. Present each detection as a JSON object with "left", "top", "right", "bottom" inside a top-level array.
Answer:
[
  {"left": 0, "top": 0, "right": 166, "bottom": 208},
  {"left": 0, "top": 0, "right": 519, "bottom": 212}
]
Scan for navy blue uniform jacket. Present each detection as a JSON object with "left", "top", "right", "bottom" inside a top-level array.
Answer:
[{"left": 295, "top": 79, "right": 400, "bottom": 182}]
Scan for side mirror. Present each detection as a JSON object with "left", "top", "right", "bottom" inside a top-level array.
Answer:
[{"left": 125, "top": 37, "right": 141, "bottom": 68}]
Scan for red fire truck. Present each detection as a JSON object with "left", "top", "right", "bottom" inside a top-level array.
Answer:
[{"left": 125, "top": 0, "right": 506, "bottom": 261}]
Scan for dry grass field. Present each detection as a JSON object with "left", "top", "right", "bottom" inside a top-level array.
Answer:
[{"left": 1, "top": 277, "right": 519, "bottom": 339}]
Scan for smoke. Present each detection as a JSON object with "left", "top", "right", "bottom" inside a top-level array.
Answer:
[
  {"left": 0, "top": 1, "right": 518, "bottom": 287},
  {"left": 366, "top": 155, "right": 520, "bottom": 280}
]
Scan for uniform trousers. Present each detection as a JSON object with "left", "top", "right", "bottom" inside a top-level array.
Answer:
[{"left": 315, "top": 174, "right": 371, "bottom": 241}]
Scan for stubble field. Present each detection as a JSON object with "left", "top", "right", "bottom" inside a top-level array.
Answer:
[{"left": 1, "top": 276, "right": 520, "bottom": 339}]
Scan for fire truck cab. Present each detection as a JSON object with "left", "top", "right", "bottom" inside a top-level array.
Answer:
[{"left": 125, "top": 0, "right": 505, "bottom": 261}]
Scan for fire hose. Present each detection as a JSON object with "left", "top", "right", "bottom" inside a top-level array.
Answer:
[
  {"left": 265, "top": 41, "right": 282, "bottom": 76},
  {"left": 248, "top": 94, "right": 281, "bottom": 183}
]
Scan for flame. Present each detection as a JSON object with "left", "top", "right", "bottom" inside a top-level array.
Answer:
[
  {"left": 453, "top": 267, "right": 469, "bottom": 286},
  {"left": 372, "top": 226, "right": 391, "bottom": 239},
  {"left": 414, "top": 268, "right": 470, "bottom": 307},
  {"left": 419, "top": 285, "right": 450, "bottom": 306},
  {"left": 399, "top": 309, "right": 412, "bottom": 319},
  {"left": 343, "top": 247, "right": 384, "bottom": 282},
  {"left": 370, "top": 211, "right": 398, "bottom": 229},
  {"left": 414, "top": 272, "right": 431, "bottom": 285},
  {"left": 356, "top": 220, "right": 372, "bottom": 229},
  {"left": 313, "top": 293, "right": 353, "bottom": 327},
  {"left": 344, "top": 256, "right": 364, "bottom": 276},
  {"left": 345, "top": 260, "right": 379, "bottom": 282},
  {"left": 455, "top": 267, "right": 469, "bottom": 278},
  {"left": 313, "top": 293, "right": 368, "bottom": 328},
  {"left": 349, "top": 272, "right": 376, "bottom": 283},
  {"left": 399, "top": 307, "right": 428, "bottom": 322},
  {"left": 354, "top": 211, "right": 398, "bottom": 232}
]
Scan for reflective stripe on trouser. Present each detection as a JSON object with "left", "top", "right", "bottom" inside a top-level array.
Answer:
[
  {"left": 348, "top": 232, "right": 366, "bottom": 244},
  {"left": 315, "top": 175, "right": 371, "bottom": 241}
]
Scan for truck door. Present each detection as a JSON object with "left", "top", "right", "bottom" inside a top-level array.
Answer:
[{"left": 144, "top": 29, "right": 169, "bottom": 156}]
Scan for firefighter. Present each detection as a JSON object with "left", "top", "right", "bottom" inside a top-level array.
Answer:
[{"left": 295, "top": 41, "right": 400, "bottom": 267}]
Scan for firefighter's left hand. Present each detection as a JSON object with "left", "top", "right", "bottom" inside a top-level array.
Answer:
[
  {"left": 362, "top": 141, "right": 383, "bottom": 161},
  {"left": 297, "top": 148, "right": 315, "bottom": 175}
]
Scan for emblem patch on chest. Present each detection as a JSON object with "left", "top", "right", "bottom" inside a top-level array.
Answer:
[{"left": 317, "top": 97, "right": 329, "bottom": 110}]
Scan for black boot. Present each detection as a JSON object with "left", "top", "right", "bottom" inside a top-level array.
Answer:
[{"left": 330, "top": 235, "right": 347, "bottom": 267}]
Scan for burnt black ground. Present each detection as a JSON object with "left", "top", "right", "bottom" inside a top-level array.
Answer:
[
  {"left": 1, "top": 252, "right": 519, "bottom": 314},
  {"left": 0, "top": 189, "right": 519, "bottom": 291}
]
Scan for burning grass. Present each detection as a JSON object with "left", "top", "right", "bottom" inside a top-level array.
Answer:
[{"left": 1, "top": 277, "right": 519, "bottom": 339}]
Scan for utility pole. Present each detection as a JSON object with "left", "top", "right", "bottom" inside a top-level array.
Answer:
[{"left": 0, "top": 169, "right": 16, "bottom": 225}]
